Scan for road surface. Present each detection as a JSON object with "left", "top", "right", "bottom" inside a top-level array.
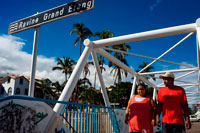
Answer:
[{"left": 187, "top": 122, "right": 200, "bottom": 133}]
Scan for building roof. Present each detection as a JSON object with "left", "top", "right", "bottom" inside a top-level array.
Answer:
[{"left": 0, "top": 75, "right": 29, "bottom": 83}]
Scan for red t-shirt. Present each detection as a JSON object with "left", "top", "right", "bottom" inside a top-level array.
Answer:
[
  {"left": 157, "top": 86, "right": 187, "bottom": 125},
  {"left": 128, "top": 96, "right": 153, "bottom": 133}
]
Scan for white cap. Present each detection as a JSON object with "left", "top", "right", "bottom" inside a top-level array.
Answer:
[{"left": 159, "top": 72, "right": 175, "bottom": 79}]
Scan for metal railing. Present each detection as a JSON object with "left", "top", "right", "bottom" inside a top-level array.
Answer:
[
  {"left": 0, "top": 96, "right": 120, "bottom": 133},
  {"left": 61, "top": 102, "right": 120, "bottom": 133}
]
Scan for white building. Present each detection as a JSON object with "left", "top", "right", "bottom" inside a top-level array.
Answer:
[{"left": 0, "top": 75, "right": 29, "bottom": 97}]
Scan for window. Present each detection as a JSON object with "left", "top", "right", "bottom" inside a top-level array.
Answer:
[
  {"left": 8, "top": 77, "right": 11, "bottom": 83},
  {"left": 8, "top": 87, "right": 12, "bottom": 96},
  {"left": 19, "top": 77, "right": 23, "bottom": 85},
  {"left": 25, "top": 88, "right": 28, "bottom": 95},
  {"left": 15, "top": 88, "right": 20, "bottom": 94}
]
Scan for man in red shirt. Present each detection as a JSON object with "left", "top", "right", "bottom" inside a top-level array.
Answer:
[{"left": 156, "top": 72, "right": 191, "bottom": 133}]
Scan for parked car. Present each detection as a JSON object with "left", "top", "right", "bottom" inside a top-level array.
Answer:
[{"left": 189, "top": 115, "right": 200, "bottom": 122}]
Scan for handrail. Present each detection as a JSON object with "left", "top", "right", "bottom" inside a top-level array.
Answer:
[
  {"left": 0, "top": 96, "right": 120, "bottom": 133},
  {"left": 61, "top": 102, "right": 120, "bottom": 133}
]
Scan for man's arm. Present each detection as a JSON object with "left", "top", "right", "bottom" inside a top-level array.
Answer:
[
  {"left": 182, "top": 102, "right": 191, "bottom": 130},
  {"left": 156, "top": 102, "right": 162, "bottom": 127},
  {"left": 182, "top": 88, "right": 192, "bottom": 130}
]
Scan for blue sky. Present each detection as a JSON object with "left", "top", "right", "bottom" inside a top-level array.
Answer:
[
  {"left": 0, "top": 0, "right": 200, "bottom": 104},
  {"left": 1, "top": 0, "right": 199, "bottom": 65}
]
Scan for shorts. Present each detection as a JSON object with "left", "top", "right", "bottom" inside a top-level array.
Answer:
[{"left": 162, "top": 123, "right": 185, "bottom": 133}]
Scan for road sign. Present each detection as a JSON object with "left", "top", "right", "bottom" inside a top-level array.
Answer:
[{"left": 8, "top": 0, "right": 94, "bottom": 34}]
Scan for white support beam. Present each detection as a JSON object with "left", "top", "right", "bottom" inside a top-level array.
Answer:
[
  {"left": 91, "top": 49, "right": 111, "bottom": 107},
  {"left": 139, "top": 32, "right": 194, "bottom": 73},
  {"left": 53, "top": 44, "right": 93, "bottom": 114},
  {"left": 196, "top": 18, "right": 200, "bottom": 91},
  {"left": 153, "top": 87, "right": 158, "bottom": 101},
  {"left": 157, "top": 71, "right": 196, "bottom": 87},
  {"left": 93, "top": 23, "right": 196, "bottom": 48},
  {"left": 104, "top": 47, "right": 194, "bottom": 68},
  {"left": 158, "top": 83, "right": 198, "bottom": 88},
  {"left": 130, "top": 76, "right": 137, "bottom": 98},
  {"left": 139, "top": 68, "right": 198, "bottom": 75},
  {"left": 186, "top": 91, "right": 199, "bottom": 94},
  {"left": 96, "top": 48, "right": 157, "bottom": 89},
  {"left": 174, "top": 79, "right": 197, "bottom": 84},
  {"left": 184, "top": 85, "right": 198, "bottom": 90},
  {"left": 175, "top": 71, "right": 196, "bottom": 80}
]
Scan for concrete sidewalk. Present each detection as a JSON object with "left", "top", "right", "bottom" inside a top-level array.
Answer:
[{"left": 187, "top": 122, "right": 200, "bottom": 133}]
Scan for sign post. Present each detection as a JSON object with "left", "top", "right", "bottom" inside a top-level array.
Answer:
[
  {"left": 28, "top": 26, "right": 40, "bottom": 97},
  {"left": 8, "top": 0, "right": 94, "bottom": 97}
]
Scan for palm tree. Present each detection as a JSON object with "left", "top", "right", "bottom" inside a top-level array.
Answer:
[
  {"left": 108, "top": 43, "right": 130, "bottom": 102},
  {"left": 94, "top": 30, "right": 114, "bottom": 87},
  {"left": 94, "top": 29, "right": 114, "bottom": 40},
  {"left": 94, "top": 29, "right": 114, "bottom": 72},
  {"left": 73, "top": 77, "right": 92, "bottom": 102},
  {"left": 136, "top": 61, "right": 155, "bottom": 81},
  {"left": 135, "top": 61, "right": 156, "bottom": 97},
  {"left": 70, "top": 23, "right": 93, "bottom": 56},
  {"left": 35, "top": 79, "right": 54, "bottom": 99},
  {"left": 83, "top": 61, "right": 93, "bottom": 78},
  {"left": 93, "top": 56, "right": 107, "bottom": 88},
  {"left": 52, "top": 81, "right": 66, "bottom": 99},
  {"left": 52, "top": 56, "right": 75, "bottom": 81},
  {"left": 79, "top": 87, "right": 104, "bottom": 105},
  {"left": 109, "top": 43, "right": 131, "bottom": 84}
]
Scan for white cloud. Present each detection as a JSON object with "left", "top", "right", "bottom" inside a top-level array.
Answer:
[
  {"left": 0, "top": 34, "right": 65, "bottom": 82},
  {"left": 0, "top": 34, "right": 119, "bottom": 88}
]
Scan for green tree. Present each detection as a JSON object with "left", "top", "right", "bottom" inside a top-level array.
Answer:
[
  {"left": 72, "top": 77, "right": 92, "bottom": 102},
  {"left": 190, "top": 105, "right": 198, "bottom": 115},
  {"left": 52, "top": 56, "right": 75, "bottom": 81},
  {"left": 94, "top": 29, "right": 114, "bottom": 40},
  {"left": 136, "top": 61, "right": 155, "bottom": 81},
  {"left": 134, "top": 61, "right": 156, "bottom": 97},
  {"left": 94, "top": 30, "right": 114, "bottom": 87},
  {"left": 109, "top": 43, "right": 130, "bottom": 84},
  {"left": 94, "top": 30, "right": 114, "bottom": 73},
  {"left": 108, "top": 82, "right": 132, "bottom": 107},
  {"left": 83, "top": 61, "right": 93, "bottom": 78},
  {"left": 52, "top": 81, "right": 66, "bottom": 99},
  {"left": 35, "top": 79, "right": 54, "bottom": 99},
  {"left": 70, "top": 23, "right": 93, "bottom": 56},
  {"left": 79, "top": 87, "right": 104, "bottom": 105}
]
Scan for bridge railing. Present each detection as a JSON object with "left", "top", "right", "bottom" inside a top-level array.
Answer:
[
  {"left": 0, "top": 96, "right": 120, "bottom": 133},
  {"left": 61, "top": 102, "right": 120, "bottom": 133}
]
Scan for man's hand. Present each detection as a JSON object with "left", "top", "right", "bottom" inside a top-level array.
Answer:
[
  {"left": 125, "top": 116, "right": 129, "bottom": 124},
  {"left": 151, "top": 119, "right": 156, "bottom": 126},
  {"left": 185, "top": 118, "right": 191, "bottom": 130},
  {"left": 156, "top": 115, "right": 161, "bottom": 128},
  {"left": 156, "top": 118, "right": 160, "bottom": 127}
]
